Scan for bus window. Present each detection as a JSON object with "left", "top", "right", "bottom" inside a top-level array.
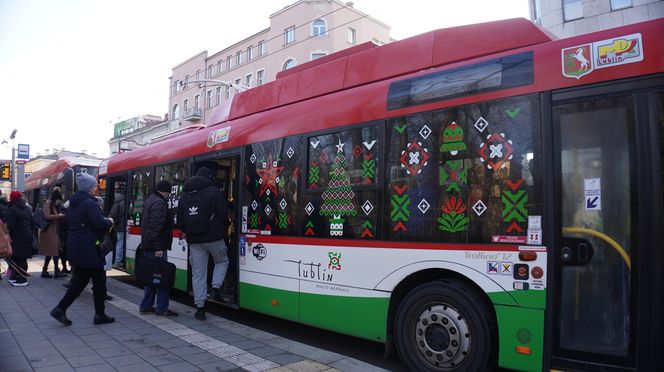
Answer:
[
  {"left": 304, "top": 126, "right": 380, "bottom": 239},
  {"left": 385, "top": 93, "right": 543, "bottom": 244},
  {"left": 128, "top": 168, "right": 153, "bottom": 227},
  {"left": 242, "top": 137, "right": 302, "bottom": 236},
  {"left": 155, "top": 160, "right": 188, "bottom": 212}
]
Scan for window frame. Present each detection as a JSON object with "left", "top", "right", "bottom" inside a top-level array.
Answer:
[
  {"left": 284, "top": 26, "right": 295, "bottom": 44},
  {"left": 256, "top": 69, "right": 265, "bottom": 86},
  {"left": 247, "top": 46, "right": 253, "bottom": 61},
  {"left": 236, "top": 51, "right": 242, "bottom": 66},
  {"left": 348, "top": 27, "right": 356, "bottom": 45},
  {"left": 312, "top": 19, "right": 327, "bottom": 36},
  {"left": 206, "top": 89, "right": 213, "bottom": 108},
  {"left": 194, "top": 94, "right": 200, "bottom": 109},
  {"left": 216, "top": 87, "right": 221, "bottom": 106},
  {"left": 245, "top": 73, "right": 253, "bottom": 88},
  {"left": 610, "top": 0, "right": 632, "bottom": 10},
  {"left": 563, "top": 0, "right": 584, "bottom": 22}
]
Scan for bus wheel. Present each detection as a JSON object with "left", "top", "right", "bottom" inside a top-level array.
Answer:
[{"left": 394, "top": 280, "right": 495, "bottom": 371}]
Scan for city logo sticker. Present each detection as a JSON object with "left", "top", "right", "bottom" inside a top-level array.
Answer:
[
  {"left": 328, "top": 252, "right": 342, "bottom": 270},
  {"left": 562, "top": 43, "right": 593, "bottom": 80},
  {"left": 207, "top": 126, "right": 231, "bottom": 148},
  {"left": 594, "top": 33, "right": 643, "bottom": 69}
]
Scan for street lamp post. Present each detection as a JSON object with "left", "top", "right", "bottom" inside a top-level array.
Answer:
[{"left": 9, "top": 129, "right": 16, "bottom": 190}]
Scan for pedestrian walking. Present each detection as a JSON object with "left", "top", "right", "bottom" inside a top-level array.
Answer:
[
  {"left": 38, "top": 188, "right": 67, "bottom": 278},
  {"left": 139, "top": 180, "right": 178, "bottom": 317},
  {"left": 109, "top": 189, "right": 126, "bottom": 269},
  {"left": 5, "top": 191, "right": 34, "bottom": 286},
  {"left": 58, "top": 199, "right": 70, "bottom": 273},
  {"left": 176, "top": 167, "right": 230, "bottom": 320},
  {"left": 50, "top": 173, "right": 115, "bottom": 326}
]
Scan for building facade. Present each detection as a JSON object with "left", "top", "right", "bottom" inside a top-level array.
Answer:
[
  {"left": 168, "top": 0, "right": 391, "bottom": 129},
  {"left": 531, "top": 0, "right": 664, "bottom": 37},
  {"left": 108, "top": 115, "right": 168, "bottom": 155}
]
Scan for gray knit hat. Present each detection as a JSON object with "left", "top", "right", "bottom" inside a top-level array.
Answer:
[{"left": 76, "top": 172, "right": 97, "bottom": 192}]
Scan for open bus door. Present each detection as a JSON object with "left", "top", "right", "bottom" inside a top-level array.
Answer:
[
  {"left": 549, "top": 76, "right": 664, "bottom": 371},
  {"left": 192, "top": 151, "right": 240, "bottom": 307},
  {"left": 103, "top": 174, "right": 129, "bottom": 270}
]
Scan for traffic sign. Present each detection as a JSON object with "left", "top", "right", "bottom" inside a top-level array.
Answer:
[{"left": 17, "top": 144, "right": 30, "bottom": 160}]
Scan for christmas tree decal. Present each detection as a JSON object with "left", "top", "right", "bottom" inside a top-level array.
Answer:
[{"left": 320, "top": 139, "right": 357, "bottom": 236}]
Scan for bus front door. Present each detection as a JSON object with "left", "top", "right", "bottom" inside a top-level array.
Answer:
[{"left": 551, "top": 81, "right": 664, "bottom": 371}]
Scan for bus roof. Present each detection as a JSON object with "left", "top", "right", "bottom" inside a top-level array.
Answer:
[
  {"left": 107, "top": 17, "right": 664, "bottom": 175},
  {"left": 24, "top": 158, "right": 101, "bottom": 191}
]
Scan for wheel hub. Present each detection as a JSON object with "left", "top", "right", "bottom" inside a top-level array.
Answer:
[{"left": 415, "top": 304, "right": 471, "bottom": 369}]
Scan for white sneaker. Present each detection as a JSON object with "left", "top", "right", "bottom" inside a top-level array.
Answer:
[{"left": 10, "top": 280, "right": 28, "bottom": 287}]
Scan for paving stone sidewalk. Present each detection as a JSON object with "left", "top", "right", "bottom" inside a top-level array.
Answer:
[{"left": 0, "top": 258, "right": 388, "bottom": 372}]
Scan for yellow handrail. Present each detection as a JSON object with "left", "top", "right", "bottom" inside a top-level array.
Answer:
[{"left": 562, "top": 227, "right": 631, "bottom": 270}]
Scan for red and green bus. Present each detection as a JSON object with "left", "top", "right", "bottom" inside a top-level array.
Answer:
[{"left": 99, "top": 18, "right": 664, "bottom": 371}]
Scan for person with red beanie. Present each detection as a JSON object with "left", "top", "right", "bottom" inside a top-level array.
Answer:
[{"left": 6, "top": 191, "right": 34, "bottom": 286}]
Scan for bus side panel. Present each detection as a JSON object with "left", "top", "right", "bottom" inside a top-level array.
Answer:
[
  {"left": 299, "top": 281, "right": 390, "bottom": 342},
  {"left": 239, "top": 271, "right": 300, "bottom": 322},
  {"left": 125, "top": 228, "right": 140, "bottom": 275},
  {"left": 494, "top": 305, "right": 544, "bottom": 372}
]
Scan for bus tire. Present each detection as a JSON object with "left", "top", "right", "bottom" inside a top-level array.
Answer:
[{"left": 394, "top": 280, "right": 495, "bottom": 372}]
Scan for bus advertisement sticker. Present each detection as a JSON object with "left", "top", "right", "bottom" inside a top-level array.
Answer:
[
  {"left": 513, "top": 282, "right": 529, "bottom": 291},
  {"left": 527, "top": 229, "right": 542, "bottom": 245},
  {"left": 584, "top": 177, "right": 601, "bottom": 211},
  {"left": 242, "top": 206, "right": 248, "bottom": 233},
  {"left": 487, "top": 261, "right": 499, "bottom": 275},
  {"left": 500, "top": 262, "right": 513, "bottom": 275},
  {"left": 528, "top": 215, "right": 541, "bottom": 229},
  {"left": 492, "top": 235, "right": 527, "bottom": 244}
]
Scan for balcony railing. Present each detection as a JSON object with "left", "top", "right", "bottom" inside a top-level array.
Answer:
[{"left": 183, "top": 108, "right": 202, "bottom": 121}]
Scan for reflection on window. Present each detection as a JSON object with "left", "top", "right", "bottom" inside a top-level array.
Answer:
[
  {"left": 156, "top": 161, "right": 188, "bottom": 211},
  {"left": 610, "top": 0, "right": 631, "bottom": 10},
  {"left": 129, "top": 168, "right": 152, "bottom": 227},
  {"left": 385, "top": 94, "right": 542, "bottom": 244}
]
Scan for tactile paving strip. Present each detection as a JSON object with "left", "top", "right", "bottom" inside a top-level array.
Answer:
[{"left": 107, "top": 292, "right": 280, "bottom": 370}]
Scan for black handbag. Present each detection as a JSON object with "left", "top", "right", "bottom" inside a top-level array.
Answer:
[
  {"left": 136, "top": 254, "right": 176, "bottom": 289},
  {"left": 98, "top": 225, "right": 116, "bottom": 257}
]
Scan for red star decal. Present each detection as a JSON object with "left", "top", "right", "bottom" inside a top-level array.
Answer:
[{"left": 256, "top": 154, "right": 284, "bottom": 197}]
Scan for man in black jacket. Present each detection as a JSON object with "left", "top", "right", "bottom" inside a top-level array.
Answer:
[
  {"left": 177, "top": 167, "right": 229, "bottom": 320},
  {"left": 138, "top": 180, "right": 178, "bottom": 317}
]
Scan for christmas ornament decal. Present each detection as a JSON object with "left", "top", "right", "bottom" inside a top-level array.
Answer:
[{"left": 440, "top": 122, "right": 467, "bottom": 155}]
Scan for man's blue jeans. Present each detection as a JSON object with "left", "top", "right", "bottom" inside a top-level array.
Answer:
[
  {"left": 139, "top": 251, "right": 170, "bottom": 313},
  {"left": 114, "top": 232, "right": 125, "bottom": 266}
]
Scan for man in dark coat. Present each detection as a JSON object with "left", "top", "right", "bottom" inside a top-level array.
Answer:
[
  {"left": 0, "top": 189, "right": 9, "bottom": 221},
  {"left": 139, "top": 180, "right": 178, "bottom": 317},
  {"left": 109, "top": 191, "right": 126, "bottom": 269},
  {"left": 176, "top": 167, "right": 229, "bottom": 320},
  {"left": 5, "top": 191, "right": 34, "bottom": 286},
  {"left": 50, "top": 172, "right": 114, "bottom": 326}
]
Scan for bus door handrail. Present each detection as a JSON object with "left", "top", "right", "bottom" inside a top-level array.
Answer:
[{"left": 562, "top": 227, "right": 631, "bottom": 270}]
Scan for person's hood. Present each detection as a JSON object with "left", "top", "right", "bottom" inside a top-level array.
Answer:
[
  {"left": 69, "top": 191, "right": 94, "bottom": 207},
  {"left": 183, "top": 175, "right": 214, "bottom": 193}
]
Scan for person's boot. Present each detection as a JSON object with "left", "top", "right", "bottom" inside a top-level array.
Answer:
[
  {"left": 195, "top": 306, "right": 206, "bottom": 321},
  {"left": 93, "top": 314, "right": 115, "bottom": 325},
  {"left": 50, "top": 307, "right": 72, "bottom": 326},
  {"left": 53, "top": 268, "right": 67, "bottom": 278},
  {"left": 41, "top": 270, "right": 53, "bottom": 278}
]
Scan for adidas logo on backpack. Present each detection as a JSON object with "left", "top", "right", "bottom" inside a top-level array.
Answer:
[{"left": 188, "top": 206, "right": 198, "bottom": 215}]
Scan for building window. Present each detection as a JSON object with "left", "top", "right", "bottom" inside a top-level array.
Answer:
[
  {"left": 194, "top": 94, "right": 200, "bottom": 109},
  {"left": 245, "top": 74, "right": 253, "bottom": 88},
  {"left": 196, "top": 70, "right": 200, "bottom": 80},
  {"left": 234, "top": 78, "right": 242, "bottom": 94},
  {"left": 257, "top": 69, "right": 265, "bottom": 86},
  {"left": 206, "top": 90, "right": 212, "bottom": 108},
  {"left": 226, "top": 56, "right": 232, "bottom": 70},
  {"left": 312, "top": 19, "right": 326, "bottom": 36},
  {"left": 215, "top": 87, "right": 221, "bottom": 106},
  {"left": 174, "top": 80, "right": 181, "bottom": 94},
  {"left": 282, "top": 58, "right": 297, "bottom": 70},
  {"left": 247, "top": 46, "right": 253, "bottom": 61},
  {"left": 610, "top": 0, "right": 632, "bottom": 10},
  {"left": 172, "top": 104, "right": 180, "bottom": 119},
  {"left": 208, "top": 65, "right": 213, "bottom": 78},
  {"left": 311, "top": 52, "right": 326, "bottom": 60},
  {"left": 348, "top": 28, "right": 356, "bottom": 44},
  {"left": 236, "top": 51, "right": 242, "bottom": 66},
  {"left": 183, "top": 99, "right": 189, "bottom": 111},
  {"left": 224, "top": 86, "right": 230, "bottom": 100},
  {"left": 258, "top": 41, "right": 266, "bottom": 56},
  {"left": 217, "top": 61, "right": 222, "bottom": 74},
  {"left": 185, "top": 75, "right": 189, "bottom": 87},
  {"left": 563, "top": 0, "right": 583, "bottom": 21},
  {"left": 284, "top": 26, "right": 295, "bottom": 44}
]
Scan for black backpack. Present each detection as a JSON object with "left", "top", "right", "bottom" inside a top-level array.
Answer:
[{"left": 181, "top": 190, "right": 213, "bottom": 236}]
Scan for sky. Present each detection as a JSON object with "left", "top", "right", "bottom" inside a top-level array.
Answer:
[{"left": 0, "top": 0, "right": 530, "bottom": 160}]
